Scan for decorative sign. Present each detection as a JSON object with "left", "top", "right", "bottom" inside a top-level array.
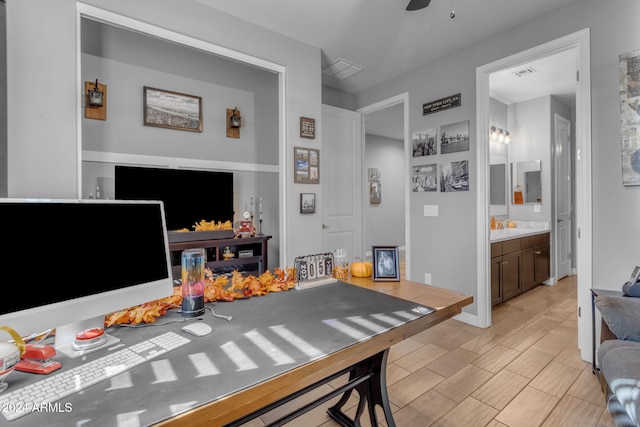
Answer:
[
  {"left": 423, "top": 93, "right": 461, "bottom": 115},
  {"left": 300, "top": 117, "right": 316, "bottom": 139}
]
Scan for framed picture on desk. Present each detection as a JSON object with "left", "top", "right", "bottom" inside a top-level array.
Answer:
[{"left": 372, "top": 246, "right": 400, "bottom": 281}]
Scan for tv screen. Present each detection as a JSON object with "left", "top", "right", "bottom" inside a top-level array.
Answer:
[{"left": 115, "top": 166, "right": 234, "bottom": 231}]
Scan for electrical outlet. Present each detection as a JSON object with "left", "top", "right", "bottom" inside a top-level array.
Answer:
[{"left": 424, "top": 273, "right": 432, "bottom": 283}]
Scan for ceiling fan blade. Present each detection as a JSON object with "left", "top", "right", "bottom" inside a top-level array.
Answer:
[{"left": 406, "top": 0, "right": 432, "bottom": 11}]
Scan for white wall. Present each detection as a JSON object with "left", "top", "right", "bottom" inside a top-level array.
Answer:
[
  {"left": 364, "top": 134, "right": 405, "bottom": 255},
  {"left": 355, "top": 0, "right": 640, "bottom": 318}
]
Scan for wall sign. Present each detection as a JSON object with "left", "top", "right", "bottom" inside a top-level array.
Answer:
[
  {"left": 300, "top": 117, "right": 316, "bottom": 139},
  {"left": 423, "top": 93, "right": 461, "bottom": 115}
]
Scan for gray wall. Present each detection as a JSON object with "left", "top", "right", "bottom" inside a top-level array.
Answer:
[
  {"left": 0, "top": 1, "right": 6, "bottom": 197},
  {"left": 355, "top": 0, "right": 640, "bottom": 316},
  {"left": 363, "top": 134, "right": 405, "bottom": 256}
]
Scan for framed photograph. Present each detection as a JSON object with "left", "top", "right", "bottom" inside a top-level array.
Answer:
[
  {"left": 143, "top": 86, "right": 202, "bottom": 132},
  {"left": 294, "top": 146, "right": 320, "bottom": 184},
  {"left": 412, "top": 164, "right": 438, "bottom": 192},
  {"left": 368, "top": 167, "right": 381, "bottom": 182},
  {"left": 440, "top": 160, "right": 469, "bottom": 192},
  {"left": 300, "top": 117, "right": 316, "bottom": 139},
  {"left": 300, "top": 193, "right": 316, "bottom": 214},
  {"left": 370, "top": 181, "right": 381, "bottom": 205},
  {"left": 620, "top": 49, "right": 640, "bottom": 186},
  {"left": 372, "top": 246, "right": 400, "bottom": 281},
  {"left": 412, "top": 128, "right": 437, "bottom": 157},
  {"left": 440, "top": 120, "right": 470, "bottom": 154}
]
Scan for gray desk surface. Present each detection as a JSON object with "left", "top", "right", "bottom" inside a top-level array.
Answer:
[{"left": 0, "top": 282, "right": 434, "bottom": 427}]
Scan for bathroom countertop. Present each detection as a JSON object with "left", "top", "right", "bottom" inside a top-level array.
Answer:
[{"left": 490, "top": 222, "right": 550, "bottom": 242}]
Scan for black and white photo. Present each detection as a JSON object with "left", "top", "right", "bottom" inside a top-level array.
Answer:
[
  {"left": 372, "top": 246, "right": 400, "bottom": 281},
  {"left": 143, "top": 86, "right": 202, "bottom": 132},
  {"left": 412, "top": 164, "right": 438, "bottom": 192},
  {"left": 440, "top": 160, "right": 469, "bottom": 192},
  {"left": 440, "top": 120, "right": 469, "bottom": 154},
  {"left": 412, "top": 129, "right": 437, "bottom": 157},
  {"left": 300, "top": 193, "right": 316, "bottom": 214}
]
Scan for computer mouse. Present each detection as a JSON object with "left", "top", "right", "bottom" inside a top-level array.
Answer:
[{"left": 181, "top": 322, "right": 212, "bottom": 337}]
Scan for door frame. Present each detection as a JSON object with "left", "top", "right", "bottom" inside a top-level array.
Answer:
[
  {"left": 357, "top": 93, "right": 411, "bottom": 279},
  {"left": 476, "top": 29, "right": 593, "bottom": 361},
  {"left": 553, "top": 113, "right": 573, "bottom": 281}
]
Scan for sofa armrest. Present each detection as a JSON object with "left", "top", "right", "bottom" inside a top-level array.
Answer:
[{"left": 595, "top": 295, "right": 640, "bottom": 341}]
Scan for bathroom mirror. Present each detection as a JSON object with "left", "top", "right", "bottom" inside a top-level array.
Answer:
[
  {"left": 511, "top": 160, "right": 541, "bottom": 204},
  {"left": 490, "top": 163, "right": 507, "bottom": 206}
]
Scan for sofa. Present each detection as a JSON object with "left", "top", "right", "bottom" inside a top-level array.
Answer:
[{"left": 595, "top": 294, "right": 640, "bottom": 427}]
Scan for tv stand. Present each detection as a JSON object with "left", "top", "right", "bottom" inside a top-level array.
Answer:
[{"left": 169, "top": 235, "right": 272, "bottom": 278}]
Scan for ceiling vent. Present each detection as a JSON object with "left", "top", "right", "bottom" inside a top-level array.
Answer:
[
  {"left": 513, "top": 67, "right": 537, "bottom": 77},
  {"left": 323, "top": 58, "right": 364, "bottom": 80}
]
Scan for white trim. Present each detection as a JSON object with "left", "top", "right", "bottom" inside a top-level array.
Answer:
[
  {"left": 357, "top": 93, "right": 411, "bottom": 280},
  {"left": 475, "top": 29, "right": 592, "bottom": 350},
  {"left": 82, "top": 150, "right": 279, "bottom": 174}
]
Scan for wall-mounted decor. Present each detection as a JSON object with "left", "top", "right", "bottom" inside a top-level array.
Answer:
[
  {"left": 300, "top": 117, "right": 316, "bottom": 139},
  {"left": 84, "top": 80, "right": 107, "bottom": 121},
  {"left": 300, "top": 193, "right": 316, "bottom": 214},
  {"left": 370, "top": 181, "right": 381, "bottom": 205},
  {"left": 412, "top": 164, "right": 438, "bottom": 192},
  {"left": 440, "top": 120, "right": 470, "bottom": 154},
  {"left": 368, "top": 167, "right": 381, "bottom": 182},
  {"left": 143, "top": 86, "right": 202, "bottom": 132},
  {"left": 412, "top": 129, "right": 437, "bottom": 157},
  {"left": 294, "top": 146, "right": 320, "bottom": 184},
  {"left": 423, "top": 93, "right": 461, "bottom": 115},
  {"left": 226, "top": 107, "right": 242, "bottom": 139},
  {"left": 440, "top": 160, "right": 469, "bottom": 192},
  {"left": 620, "top": 49, "right": 640, "bottom": 186},
  {"left": 372, "top": 245, "right": 400, "bottom": 281}
]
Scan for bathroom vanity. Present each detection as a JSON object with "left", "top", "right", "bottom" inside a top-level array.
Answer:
[{"left": 490, "top": 228, "right": 550, "bottom": 306}]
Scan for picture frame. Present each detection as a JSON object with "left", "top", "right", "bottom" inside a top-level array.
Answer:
[
  {"left": 440, "top": 120, "right": 470, "bottom": 154},
  {"left": 300, "top": 117, "right": 316, "bottom": 139},
  {"left": 372, "top": 246, "right": 400, "bottom": 281},
  {"left": 143, "top": 86, "right": 202, "bottom": 132},
  {"left": 294, "top": 146, "right": 320, "bottom": 184},
  {"left": 370, "top": 181, "right": 381, "bottom": 205},
  {"left": 300, "top": 193, "right": 316, "bottom": 214}
]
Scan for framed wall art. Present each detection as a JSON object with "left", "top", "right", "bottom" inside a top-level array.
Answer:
[
  {"left": 440, "top": 120, "right": 469, "bottom": 154},
  {"left": 412, "top": 164, "right": 438, "bottom": 192},
  {"left": 620, "top": 49, "right": 640, "bottom": 186},
  {"left": 143, "top": 86, "right": 202, "bottom": 132},
  {"left": 300, "top": 193, "right": 316, "bottom": 214},
  {"left": 294, "top": 146, "right": 320, "bottom": 184},
  {"left": 300, "top": 117, "right": 316, "bottom": 139},
  {"left": 370, "top": 181, "right": 381, "bottom": 205},
  {"left": 372, "top": 245, "right": 400, "bottom": 281}
]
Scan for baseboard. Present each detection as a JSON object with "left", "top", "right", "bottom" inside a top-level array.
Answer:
[{"left": 453, "top": 311, "right": 482, "bottom": 327}]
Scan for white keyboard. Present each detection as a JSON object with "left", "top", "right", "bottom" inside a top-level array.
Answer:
[{"left": 0, "top": 331, "right": 190, "bottom": 421}]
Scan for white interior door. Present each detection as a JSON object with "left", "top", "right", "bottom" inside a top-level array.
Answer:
[
  {"left": 321, "top": 105, "right": 363, "bottom": 260},
  {"left": 554, "top": 113, "right": 572, "bottom": 280}
]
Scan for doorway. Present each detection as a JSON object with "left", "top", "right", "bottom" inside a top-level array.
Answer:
[
  {"left": 357, "top": 93, "right": 411, "bottom": 278},
  {"left": 476, "top": 29, "right": 593, "bottom": 361}
]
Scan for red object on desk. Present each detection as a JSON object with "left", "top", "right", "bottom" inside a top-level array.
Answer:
[{"left": 15, "top": 344, "right": 61, "bottom": 374}]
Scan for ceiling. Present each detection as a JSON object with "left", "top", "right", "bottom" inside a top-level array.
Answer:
[{"left": 193, "top": 0, "right": 578, "bottom": 139}]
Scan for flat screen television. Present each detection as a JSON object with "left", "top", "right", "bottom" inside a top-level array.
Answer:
[
  {"left": 0, "top": 198, "right": 173, "bottom": 356},
  {"left": 115, "top": 166, "right": 234, "bottom": 231}
]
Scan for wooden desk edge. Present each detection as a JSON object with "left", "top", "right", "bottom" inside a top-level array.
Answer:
[{"left": 154, "top": 277, "right": 472, "bottom": 427}]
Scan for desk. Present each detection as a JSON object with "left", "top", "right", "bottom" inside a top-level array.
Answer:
[{"left": 1, "top": 279, "right": 471, "bottom": 427}]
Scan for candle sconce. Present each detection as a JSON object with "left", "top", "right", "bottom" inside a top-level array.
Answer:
[
  {"left": 226, "top": 107, "right": 242, "bottom": 138},
  {"left": 84, "top": 79, "right": 107, "bottom": 121}
]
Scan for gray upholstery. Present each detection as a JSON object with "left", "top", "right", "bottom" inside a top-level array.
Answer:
[
  {"left": 596, "top": 295, "right": 640, "bottom": 427},
  {"left": 596, "top": 295, "right": 640, "bottom": 341}
]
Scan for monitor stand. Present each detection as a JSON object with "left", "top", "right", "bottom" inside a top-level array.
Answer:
[{"left": 55, "top": 316, "right": 120, "bottom": 359}]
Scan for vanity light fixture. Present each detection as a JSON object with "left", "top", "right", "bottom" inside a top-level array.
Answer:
[{"left": 490, "top": 125, "right": 511, "bottom": 144}]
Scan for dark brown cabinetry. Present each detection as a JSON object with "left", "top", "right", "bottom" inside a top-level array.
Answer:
[
  {"left": 491, "top": 232, "right": 550, "bottom": 306},
  {"left": 169, "top": 235, "right": 272, "bottom": 279}
]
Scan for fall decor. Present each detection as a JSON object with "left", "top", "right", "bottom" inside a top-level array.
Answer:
[
  {"left": 350, "top": 260, "right": 373, "bottom": 278},
  {"left": 104, "top": 266, "right": 296, "bottom": 326},
  {"left": 175, "top": 219, "right": 233, "bottom": 233}
]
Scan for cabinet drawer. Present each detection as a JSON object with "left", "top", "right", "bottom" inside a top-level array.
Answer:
[
  {"left": 491, "top": 242, "right": 502, "bottom": 257},
  {"left": 502, "top": 238, "right": 522, "bottom": 254}
]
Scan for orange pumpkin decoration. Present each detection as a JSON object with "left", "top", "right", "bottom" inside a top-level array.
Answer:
[{"left": 350, "top": 260, "right": 373, "bottom": 278}]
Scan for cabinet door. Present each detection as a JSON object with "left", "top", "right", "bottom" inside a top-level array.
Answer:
[
  {"left": 491, "top": 257, "right": 502, "bottom": 306},
  {"left": 520, "top": 248, "right": 536, "bottom": 292},
  {"left": 535, "top": 244, "right": 550, "bottom": 284},
  {"left": 502, "top": 252, "right": 521, "bottom": 301}
]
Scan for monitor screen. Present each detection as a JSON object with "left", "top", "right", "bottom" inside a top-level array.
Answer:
[
  {"left": 0, "top": 199, "right": 173, "bottom": 348},
  {"left": 114, "top": 166, "right": 234, "bottom": 231}
]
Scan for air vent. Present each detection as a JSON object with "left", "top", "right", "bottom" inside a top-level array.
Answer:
[
  {"left": 513, "top": 67, "right": 537, "bottom": 77},
  {"left": 323, "top": 58, "right": 364, "bottom": 80}
]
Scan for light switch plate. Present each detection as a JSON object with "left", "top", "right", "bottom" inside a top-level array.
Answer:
[
  {"left": 424, "top": 205, "right": 438, "bottom": 216},
  {"left": 534, "top": 204, "right": 541, "bottom": 213}
]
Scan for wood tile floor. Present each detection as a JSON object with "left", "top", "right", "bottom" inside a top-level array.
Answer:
[{"left": 244, "top": 274, "right": 615, "bottom": 427}]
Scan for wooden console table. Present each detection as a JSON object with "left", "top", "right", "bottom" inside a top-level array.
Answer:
[{"left": 169, "top": 235, "right": 271, "bottom": 277}]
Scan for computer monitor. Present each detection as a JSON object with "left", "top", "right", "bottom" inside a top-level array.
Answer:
[{"left": 0, "top": 198, "right": 174, "bottom": 356}]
